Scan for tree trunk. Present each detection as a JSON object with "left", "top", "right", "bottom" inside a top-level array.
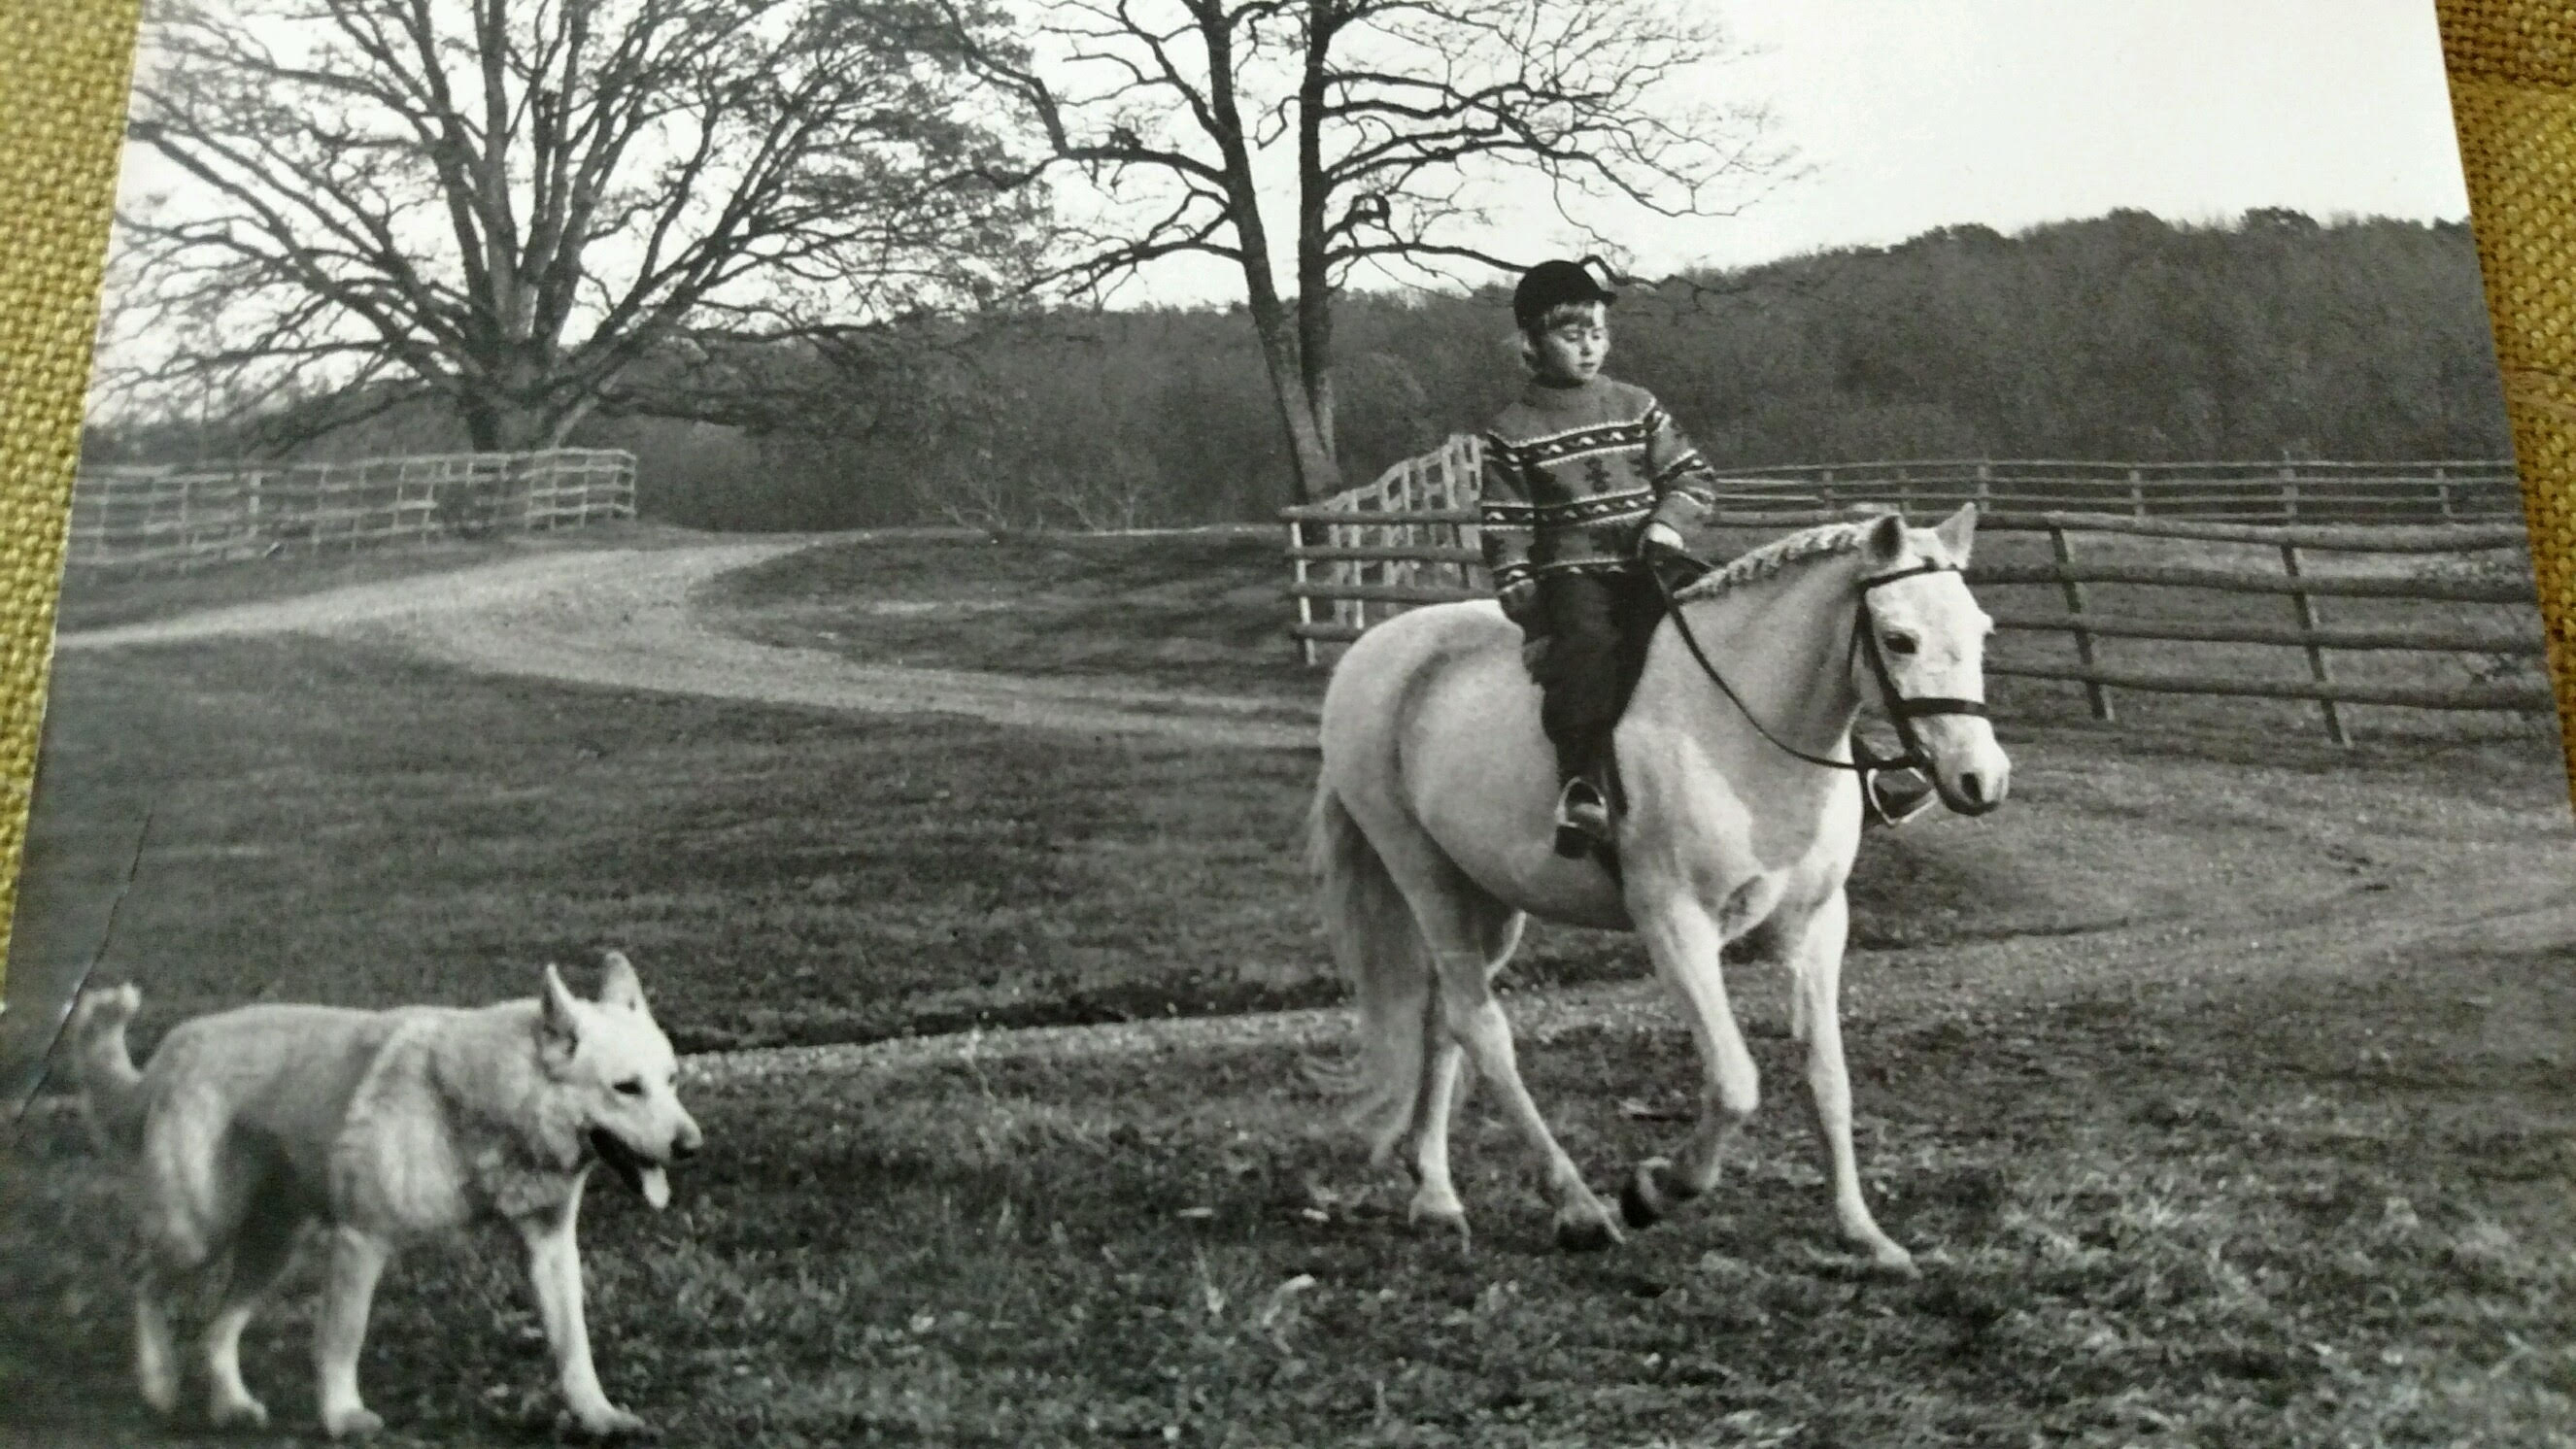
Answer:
[
  {"left": 453, "top": 392, "right": 553, "bottom": 537},
  {"left": 462, "top": 394, "right": 555, "bottom": 454},
  {"left": 1295, "top": 0, "right": 1339, "bottom": 488},
  {"left": 1194, "top": 1, "right": 1343, "bottom": 506},
  {"left": 1230, "top": 228, "right": 1339, "bottom": 502},
  {"left": 1245, "top": 305, "right": 1343, "bottom": 503}
]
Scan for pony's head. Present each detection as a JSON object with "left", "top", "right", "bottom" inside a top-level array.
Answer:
[{"left": 1849, "top": 505, "right": 2010, "bottom": 817}]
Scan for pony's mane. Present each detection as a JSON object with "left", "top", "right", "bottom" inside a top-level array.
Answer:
[{"left": 1671, "top": 517, "right": 1888, "bottom": 605}]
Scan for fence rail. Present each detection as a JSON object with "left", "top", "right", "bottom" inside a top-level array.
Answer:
[
  {"left": 1280, "top": 440, "right": 2545, "bottom": 740},
  {"left": 66, "top": 449, "right": 639, "bottom": 573},
  {"left": 1678, "top": 456, "right": 2524, "bottom": 523}
]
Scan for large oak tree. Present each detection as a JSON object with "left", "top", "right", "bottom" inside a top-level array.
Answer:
[{"left": 104, "top": 0, "right": 1039, "bottom": 452}]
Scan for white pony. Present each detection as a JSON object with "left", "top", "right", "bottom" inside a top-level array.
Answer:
[{"left": 1309, "top": 506, "right": 2007, "bottom": 1272}]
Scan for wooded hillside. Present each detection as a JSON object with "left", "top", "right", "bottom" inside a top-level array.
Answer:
[{"left": 86, "top": 211, "right": 2511, "bottom": 531}]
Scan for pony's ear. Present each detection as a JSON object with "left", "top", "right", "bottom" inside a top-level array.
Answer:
[
  {"left": 1933, "top": 502, "right": 1978, "bottom": 567},
  {"left": 596, "top": 950, "right": 648, "bottom": 1014},
  {"left": 1865, "top": 511, "right": 1909, "bottom": 565}
]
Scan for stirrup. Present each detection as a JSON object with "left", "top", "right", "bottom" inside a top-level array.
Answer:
[
  {"left": 1862, "top": 767, "right": 1940, "bottom": 828},
  {"left": 1553, "top": 777, "right": 1613, "bottom": 858}
]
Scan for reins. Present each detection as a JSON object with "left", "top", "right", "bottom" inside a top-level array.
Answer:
[{"left": 1647, "top": 556, "right": 1988, "bottom": 797}]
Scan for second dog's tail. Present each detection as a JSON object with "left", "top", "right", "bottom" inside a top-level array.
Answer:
[{"left": 65, "top": 984, "right": 146, "bottom": 1155}]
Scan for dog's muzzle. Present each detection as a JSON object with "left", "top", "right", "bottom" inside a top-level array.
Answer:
[{"left": 590, "top": 1128, "right": 674, "bottom": 1210}]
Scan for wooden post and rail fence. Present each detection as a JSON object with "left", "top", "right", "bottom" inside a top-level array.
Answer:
[
  {"left": 64, "top": 449, "right": 639, "bottom": 574},
  {"left": 1281, "top": 437, "right": 2547, "bottom": 742}
]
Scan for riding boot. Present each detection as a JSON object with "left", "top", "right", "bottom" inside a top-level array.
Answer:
[
  {"left": 1553, "top": 762, "right": 1615, "bottom": 858},
  {"left": 1862, "top": 767, "right": 1939, "bottom": 829}
]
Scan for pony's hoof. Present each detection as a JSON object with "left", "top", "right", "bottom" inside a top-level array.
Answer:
[
  {"left": 1555, "top": 1213, "right": 1621, "bottom": 1253},
  {"left": 322, "top": 1405, "right": 385, "bottom": 1438},
  {"left": 1619, "top": 1160, "right": 1678, "bottom": 1230}
]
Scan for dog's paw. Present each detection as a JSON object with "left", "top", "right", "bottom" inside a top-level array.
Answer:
[
  {"left": 209, "top": 1392, "right": 270, "bottom": 1429},
  {"left": 322, "top": 1404, "right": 385, "bottom": 1438},
  {"left": 568, "top": 1404, "right": 655, "bottom": 1441}
]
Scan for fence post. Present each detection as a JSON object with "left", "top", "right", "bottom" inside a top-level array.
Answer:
[
  {"left": 176, "top": 469, "right": 196, "bottom": 575},
  {"left": 2280, "top": 463, "right": 2299, "bottom": 522},
  {"left": 1289, "top": 515, "right": 1316, "bottom": 667},
  {"left": 1449, "top": 440, "right": 1476, "bottom": 591},
  {"left": 2279, "top": 543, "right": 2351, "bottom": 746},
  {"left": 1975, "top": 460, "right": 1992, "bottom": 514},
  {"left": 2050, "top": 524, "right": 2113, "bottom": 723},
  {"left": 2128, "top": 467, "right": 2146, "bottom": 520},
  {"left": 2435, "top": 464, "right": 2453, "bottom": 522}
]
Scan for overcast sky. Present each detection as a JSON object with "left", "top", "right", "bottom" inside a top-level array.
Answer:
[
  {"left": 1712, "top": 1, "right": 2469, "bottom": 259},
  {"left": 109, "top": 0, "right": 2474, "bottom": 313},
  {"left": 1122, "top": 0, "right": 2474, "bottom": 303}
]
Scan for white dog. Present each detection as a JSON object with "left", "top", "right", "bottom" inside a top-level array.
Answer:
[{"left": 67, "top": 952, "right": 702, "bottom": 1438}]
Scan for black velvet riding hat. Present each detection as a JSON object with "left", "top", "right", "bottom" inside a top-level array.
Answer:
[{"left": 1511, "top": 258, "right": 1618, "bottom": 329}]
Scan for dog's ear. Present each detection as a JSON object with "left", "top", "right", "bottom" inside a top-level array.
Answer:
[
  {"left": 540, "top": 963, "right": 584, "bottom": 1050},
  {"left": 597, "top": 950, "right": 648, "bottom": 1014}
]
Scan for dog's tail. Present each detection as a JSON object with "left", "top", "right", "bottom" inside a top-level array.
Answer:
[{"left": 65, "top": 984, "right": 146, "bottom": 1155}]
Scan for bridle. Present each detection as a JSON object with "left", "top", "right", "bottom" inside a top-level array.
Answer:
[{"left": 1648, "top": 557, "right": 1989, "bottom": 817}]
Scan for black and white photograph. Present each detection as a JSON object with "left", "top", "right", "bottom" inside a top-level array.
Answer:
[{"left": 4, "top": 0, "right": 2572, "bottom": 1443}]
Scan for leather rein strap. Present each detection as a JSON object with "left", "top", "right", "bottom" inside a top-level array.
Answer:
[{"left": 1649, "top": 556, "right": 1987, "bottom": 782}]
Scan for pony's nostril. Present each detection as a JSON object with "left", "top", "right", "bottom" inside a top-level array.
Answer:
[
  {"left": 1958, "top": 771, "right": 1984, "bottom": 804},
  {"left": 671, "top": 1135, "right": 700, "bottom": 1162}
]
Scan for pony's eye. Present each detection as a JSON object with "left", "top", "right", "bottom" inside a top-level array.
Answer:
[
  {"left": 1882, "top": 632, "right": 1919, "bottom": 657},
  {"left": 614, "top": 1078, "right": 645, "bottom": 1096}
]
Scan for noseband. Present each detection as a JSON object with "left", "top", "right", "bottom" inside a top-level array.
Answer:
[{"left": 1649, "top": 557, "right": 1989, "bottom": 804}]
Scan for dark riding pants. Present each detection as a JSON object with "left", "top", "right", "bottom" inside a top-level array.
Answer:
[{"left": 1522, "top": 567, "right": 1665, "bottom": 788}]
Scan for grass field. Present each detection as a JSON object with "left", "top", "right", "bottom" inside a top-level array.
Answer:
[
  {"left": 3, "top": 635, "right": 1332, "bottom": 1065},
  {"left": 7, "top": 931, "right": 2570, "bottom": 1446},
  {"left": 9, "top": 618, "right": 2556, "bottom": 1074},
  {"left": 703, "top": 529, "right": 1311, "bottom": 702},
  {"left": 4, "top": 531, "right": 2571, "bottom": 1445}
]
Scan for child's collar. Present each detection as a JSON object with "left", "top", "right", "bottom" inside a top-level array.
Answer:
[{"left": 1523, "top": 374, "right": 1609, "bottom": 405}]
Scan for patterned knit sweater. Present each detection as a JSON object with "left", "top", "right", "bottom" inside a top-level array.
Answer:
[{"left": 1478, "top": 375, "right": 1726, "bottom": 613}]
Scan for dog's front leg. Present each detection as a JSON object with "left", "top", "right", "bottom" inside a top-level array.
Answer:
[
  {"left": 519, "top": 1183, "right": 648, "bottom": 1439},
  {"left": 315, "top": 1227, "right": 391, "bottom": 1437}
]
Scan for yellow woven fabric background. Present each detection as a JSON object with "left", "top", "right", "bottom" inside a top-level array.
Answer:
[
  {"left": 0, "top": 6, "right": 2571, "bottom": 1000},
  {"left": 0, "top": 0, "right": 144, "bottom": 1003},
  {"left": 2439, "top": 0, "right": 2576, "bottom": 790}
]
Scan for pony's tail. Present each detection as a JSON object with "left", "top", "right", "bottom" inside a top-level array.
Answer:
[
  {"left": 1305, "top": 784, "right": 1436, "bottom": 1168},
  {"left": 65, "top": 984, "right": 147, "bottom": 1156}
]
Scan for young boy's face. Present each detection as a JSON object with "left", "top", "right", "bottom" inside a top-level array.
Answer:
[{"left": 1529, "top": 302, "right": 1609, "bottom": 385}]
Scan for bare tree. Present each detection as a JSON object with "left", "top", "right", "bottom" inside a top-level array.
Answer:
[
  {"left": 104, "top": 0, "right": 1039, "bottom": 453},
  {"left": 911, "top": 0, "right": 1793, "bottom": 502}
]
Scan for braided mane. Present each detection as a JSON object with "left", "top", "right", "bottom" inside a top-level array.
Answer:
[{"left": 1669, "top": 517, "right": 1888, "bottom": 605}]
